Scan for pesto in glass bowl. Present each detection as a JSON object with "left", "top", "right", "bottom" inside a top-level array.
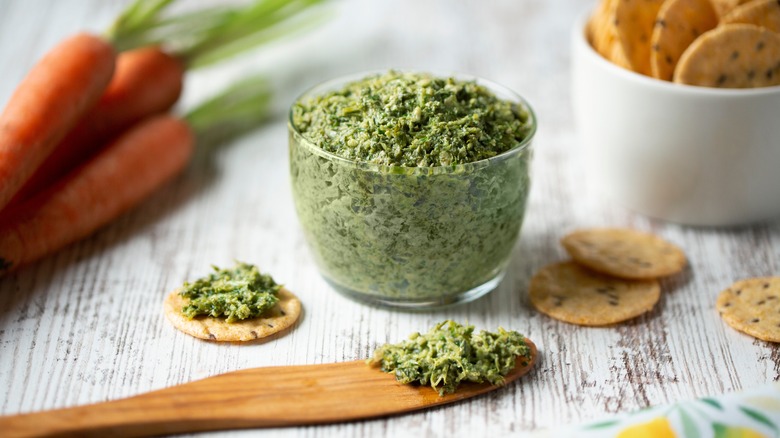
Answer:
[{"left": 289, "top": 71, "right": 536, "bottom": 308}]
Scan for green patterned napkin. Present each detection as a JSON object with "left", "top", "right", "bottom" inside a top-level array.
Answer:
[{"left": 532, "top": 383, "right": 779, "bottom": 438}]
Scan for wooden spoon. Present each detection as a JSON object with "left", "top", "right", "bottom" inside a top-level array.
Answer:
[{"left": 0, "top": 340, "right": 536, "bottom": 437}]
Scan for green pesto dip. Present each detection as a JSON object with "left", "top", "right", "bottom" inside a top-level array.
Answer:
[
  {"left": 179, "top": 262, "right": 281, "bottom": 323},
  {"left": 291, "top": 71, "right": 531, "bottom": 167},
  {"left": 368, "top": 320, "right": 531, "bottom": 395},
  {"left": 289, "top": 71, "right": 535, "bottom": 305}
]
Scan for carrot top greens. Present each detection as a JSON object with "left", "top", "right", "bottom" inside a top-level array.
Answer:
[
  {"left": 368, "top": 320, "right": 531, "bottom": 395},
  {"left": 107, "top": 0, "right": 325, "bottom": 68},
  {"left": 179, "top": 262, "right": 281, "bottom": 323},
  {"left": 292, "top": 71, "right": 532, "bottom": 167}
]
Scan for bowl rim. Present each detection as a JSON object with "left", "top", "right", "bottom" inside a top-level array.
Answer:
[
  {"left": 288, "top": 70, "right": 537, "bottom": 175},
  {"left": 572, "top": 8, "right": 780, "bottom": 96}
]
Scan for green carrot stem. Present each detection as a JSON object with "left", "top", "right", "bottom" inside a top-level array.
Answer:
[
  {"left": 106, "top": 0, "right": 174, "bottom": 51},
  {"left": 184, "top": 7, "right": 327, "bottom": 68},
  {"left": 107, "top": 0, "right": 325, "bottom": 69},
  {"left": 185, "top": 75, "right": 273, "bottom": 137}
]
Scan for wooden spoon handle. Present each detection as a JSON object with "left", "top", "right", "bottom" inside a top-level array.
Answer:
[
  {"left": 0, "top": 368, "right": 292, "bottom": 437},
  {"left": 0, "top": 341, "right": 536, "bottom": 437},
  {"left": 0, "top": 362, "right": 370, "bottom": 437}
]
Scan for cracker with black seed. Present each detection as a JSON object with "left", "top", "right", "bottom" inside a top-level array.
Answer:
[
  {"left": 588, "top": 0, "right": 614, "bottom": 52},
  {"left": 650, "top": 0, "right": 719, "bottom": 81},
  {"left": 717, "top": 277, "right": 780, "bottom": 343},
  {"left": 674, "top": 24, "right": 780, "bottom": 88},
  {"left": 561, "top": 228, "right": 687, "bottom": 280},
  {"left": 529, "top": 261, "right": 661, "bottom": 326},
  {"left": 589, "top": 0, "right": 633, "bottom": 69},
  {"left": 164, "top": 288, "right": 302, "bottom": 342},
  {"left": 722, "top": 0, "right": 780, "bottom": 34},
  {"left": 615, "top": 0, "right": 665, "bottom": 75}
]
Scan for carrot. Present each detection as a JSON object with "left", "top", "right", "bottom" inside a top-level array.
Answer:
[
  {"left": 6, "top": 47, "right": 184, "bottom": 208},
  {"left": 0, "top": 115, "right": 193, "bottom": 275},
  {"left": 0, "top": 33, "right": 115, "bottom": 212}
]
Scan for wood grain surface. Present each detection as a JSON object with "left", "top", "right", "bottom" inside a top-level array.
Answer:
[{"left": 0, "top": 1, "right": 777, "bottom": 437}]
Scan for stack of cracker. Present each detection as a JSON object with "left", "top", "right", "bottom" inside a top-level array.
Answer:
[
  {"left": 587, "top": 0, "right": 780, "bottom": 88},
  {"left": 529, "top": 228, "right": 686, "bottom": 326}
]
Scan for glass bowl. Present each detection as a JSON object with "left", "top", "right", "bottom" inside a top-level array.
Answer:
[{"left": 289, "top": 72, "right": 536, "bottom": 308}]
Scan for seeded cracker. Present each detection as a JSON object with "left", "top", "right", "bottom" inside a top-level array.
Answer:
[
  {"left": 587, "top": 0, "right": 612, "bottom": 51},
  {"left": 674, "top": 24, "right": 780, "bottom": 88},
  {"left": 529, "top": 261, "right": 661, "bottom": 326},
  {"left": 650, "top": 0, "right": 718, "bottom": 80},
  {"left": 589, "top": 0, "right": 633, "bottom": 69},
  {"left": 561, "top": 228, "right": 686, "bottom": 280},
  {"left": 716, "top": 277, "right": 780, "bottom": 343},
  {"left": 164, "top": 288, "right": 302, "bottom": 342},
  {"left": 722, "top": 0, "right": 780, "bottom": 34},
  {"left": 615, "top": 0, "right": 664, "bottom": 75}
]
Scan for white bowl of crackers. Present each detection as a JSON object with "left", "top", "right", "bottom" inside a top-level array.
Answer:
[{"left": 572, "top": 0, "right": 780, "bottom": 226}]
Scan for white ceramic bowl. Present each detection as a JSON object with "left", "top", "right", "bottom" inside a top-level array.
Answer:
[{"left": 571, "top": 11, "right": 780, "bottom": 226}]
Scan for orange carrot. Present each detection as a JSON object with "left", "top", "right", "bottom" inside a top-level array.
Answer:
[
  {"left": 0, "top": 115, "right": 193, "bottom": 275},
  {"left": 6, "top": 47, "right": 184, "bottom": 207},
  {"left": 0, "top": 33, "right": 115, "bottom": 212}
]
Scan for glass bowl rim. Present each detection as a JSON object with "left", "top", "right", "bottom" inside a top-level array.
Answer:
[{"left": 287, "top": 70, "right": 537, "bottom": 175}]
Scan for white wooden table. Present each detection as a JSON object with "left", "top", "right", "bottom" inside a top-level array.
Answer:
[{"left": 0, "top": 0, "right": 777, "bottom": 436}]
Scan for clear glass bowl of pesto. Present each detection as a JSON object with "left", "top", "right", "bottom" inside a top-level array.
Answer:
[{"left": 289, "top": 71, "right": 536, "bottom": 308}]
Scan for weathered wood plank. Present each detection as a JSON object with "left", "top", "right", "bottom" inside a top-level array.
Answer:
[{"left": 0, "top": 0, "right": 777, "bottom": 437}]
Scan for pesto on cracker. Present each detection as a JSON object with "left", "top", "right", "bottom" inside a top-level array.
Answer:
[{"left": 164, "top": 262, "right": 302, "bottom": 342}]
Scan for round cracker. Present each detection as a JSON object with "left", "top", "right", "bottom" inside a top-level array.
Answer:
[
  {"left": 529, "top": 261, "right": 661, "bottom": 326},
  {"left": 591, "top": 0, "right": 618, "bottom": 55},
  {"left": 607, "top": 38, "right": 633, "bottom": 69},
  {"left": 589, "top": 0, "right": 633, "bottom": 69},
  {"left": 717, "top": 277, "right": 780, "bottom": 343},
  {"left": 587, "top": 0, "right": 611, "bottom": 49},
  {"left": 674, "top": 24, "right": 780, "bottom": 88},
  {"left": 650, "top": 0, "right": 719, "bottom": 80},
  {"left": 164, "top": 288, "right": 302, "bottom": 342},
  {"left": 615, "top": 0, "right": 665, "bottom": 75},
  {"left": 590, "top": 0, "right": 618, "bottom": 57},
  {"left": 561, "top": 228, "right": 687, "bottom": 280},
  {"left": 722, "top": 0, "right": 780, "bottom": 34}
]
